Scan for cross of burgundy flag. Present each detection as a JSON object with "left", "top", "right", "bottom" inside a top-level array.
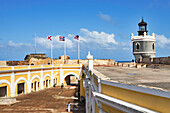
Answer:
[
  {"left": 59, "top": 36, "right": 65, "bottom": 41},
  {"left": 74, "top": 35, "right": 79, "bottom": 40},
  {"left": 48, "top": 36, "right": 52, "bottom": 41}
]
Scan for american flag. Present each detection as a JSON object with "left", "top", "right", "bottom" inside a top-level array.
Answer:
[
  {"left": 48, "top": 36, "right": 52, "bottom": 41},
  {"left": 59, "top": 36, "right": 65, "bottom": 41},
  {"left": 74, "top": 35, "right": 79, "bottom": 40}
]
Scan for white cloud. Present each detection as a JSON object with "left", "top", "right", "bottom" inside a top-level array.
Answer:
[
  {"left": 99, "top": 12, "right": 112, "bottom": 21},
  {"left": 99, "top": 12, "right": 115, "bottom": 25},
  {"left": 8, "top": 41, "right": 31, "bottom": 47},
  {"left": 79, "top": 28, "right": 118, "bottom": 47},
  {"left": 6, "top": 28, "right": 128, "bottom": 52},
  {"left": 155, "top": 34, "right": 170, "bottom": 48}
]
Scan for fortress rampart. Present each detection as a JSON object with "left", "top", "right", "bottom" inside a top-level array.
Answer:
[
  {"left": 5, "top": 58, "right": 115, "bottom": 66},
  {"left": 139, "top": 56, "right": 170, "bottom": 65}
]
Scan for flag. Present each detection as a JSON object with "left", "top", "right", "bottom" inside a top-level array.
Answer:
[
  {"left": 59, "top": 36, "right": 65, "bottom": 41},
  {"left": 74, "top": 35, "right": 79, "bottom": 40},
  {"left": 48, "top": 36, "right": 52, "bottom": 41}
]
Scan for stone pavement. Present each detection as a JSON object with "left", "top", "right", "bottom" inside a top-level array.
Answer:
[
  {"left": 95, "top": 66, "right": 170, "bottom": 91},
  {"left": 0, "top": 86, "right": 85, "bottom": 113}
]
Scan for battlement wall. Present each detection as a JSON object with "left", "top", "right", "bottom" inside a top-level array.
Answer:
[
  {"left": 3, "top": 59, "right": 115, "bottom": 66},
  {"left": 142, "top": 56, "right": 170, "bottom": 65}
]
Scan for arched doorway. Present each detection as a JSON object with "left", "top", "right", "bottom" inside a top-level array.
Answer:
[
  {"left": 64, "top": 74, "right": 79, "bottom": 86},
  {"left": 0, "top": 80, "right": 11, "bottom": 97},
  {"left": 30, "top": 76, "right": 41, "bottom": 92},
  {"left": 14, "top": 77, "right": 28, "bottom": 95},
  {"left": 43, "top": 75, "right": 51, "bottom": 88}
]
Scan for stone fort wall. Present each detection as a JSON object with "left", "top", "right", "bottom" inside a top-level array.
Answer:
[
  {"left": 5, "top": 58, "right": 115, "bottom": 66},
  {"left": 141, "top": 56, "right": 170, "bottom": 65}
]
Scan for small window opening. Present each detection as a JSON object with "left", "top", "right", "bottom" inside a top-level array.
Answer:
[
  {"left": 136, "top": 43, "right": 140, "bottom": 50},
  {"left": 31, "top": 83, "right": 33, "bottom": 88},
  {"left": 152, "top": 43, "right": 155, "bottom": 50}
]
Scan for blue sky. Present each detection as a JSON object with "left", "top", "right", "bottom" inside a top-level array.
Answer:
[{"left": 1, "top": 0, "right": 170, "bottom": 61}]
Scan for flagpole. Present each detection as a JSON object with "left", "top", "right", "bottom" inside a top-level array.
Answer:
[
  {"left": 51, "top": 40, "right": 53, "bottom": 65},
  {"left": 78, "top": 37, "right": 80, "bottom": 60},
  {"left": 35, "top": 33, "right": 36, "bottom": 54},
  {"left": 64, "top": 39, "right": 66, "bottom": 56},
  {"left": 64, "top": 37, "right": 66, "bottom": 64}
]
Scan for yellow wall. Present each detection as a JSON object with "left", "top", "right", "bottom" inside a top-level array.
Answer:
[
  {"left": 63, "top": 70, "right": 79, "bottom": 77},
  {"left": 95, "top": 101, "right": 99, "bottom": 113},
  {"left": 30, "top": 66, "right": 41, "bottom": 69},
  {"left": 43, "top": 72, "right": 51, "bottom": 77},
  {"left": 43, "top": 65, "right": 52, "bottom": 68},
  {"left": 53, "top": 71, "right": 60, "bottom": 85},
  {"left": 30, "top": 73, "right": 41, "bottom": 79},
  {"left": 15, "top": 74, "right": 28, "bottom": 82},
  {"left": 14, "top": 66, "right": 28, "bottom": 70},
  {"left": 0, "top": 64, "right": 81, "bottom": 98},
  {"left": 0, "top": 67, "right": 12, "bottom": 71},
  {"left": 0, "top": 76, "right": 11, "bottom": 83},
  {"left": 101, "top": 84, "right": 170, "bottom": 113},
  {"left": 102, "top": 103, "right": 123, "bottom": 113},
  {"left": 80, "top": 78, "right": 85, "bottom": 98}
]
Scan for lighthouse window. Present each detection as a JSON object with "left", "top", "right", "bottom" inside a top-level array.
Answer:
[
  {"left": 136, "top": 43, "right": 140, "bottom": 50},
  {"left": 140, "top": 26, "right": 145, "bottom": 31},
  {"left": 152, "top": 43, "right": 155, "bottom": 50}
]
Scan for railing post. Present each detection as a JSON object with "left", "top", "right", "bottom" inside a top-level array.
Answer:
[
  {"left": 98, "top": 78, "right": 101, "bottom": 93},
  {"left": 87, "top": 51, "right": 93, "bottom": 70},
  {"left": 98, "top": 78, "right": 103, "bottom": 113},
  {"left": 92, "top": 96, "right": 95, "bottom": 113}
]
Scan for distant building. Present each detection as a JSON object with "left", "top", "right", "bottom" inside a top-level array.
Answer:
[
  {"left": 131, "top": 19, "right": 156, "bottom": 62},
  {"left": 24, "top": 53, "right": 47, "bottom": 60}
]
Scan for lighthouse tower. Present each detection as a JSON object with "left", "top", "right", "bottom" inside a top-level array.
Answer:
[{"left": 131, "top": 19, "right": 156, "bottom": 62}]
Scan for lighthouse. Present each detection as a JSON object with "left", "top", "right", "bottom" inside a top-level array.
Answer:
[{"left": 131, "top": 19, "right": 156, "bottom": 62}]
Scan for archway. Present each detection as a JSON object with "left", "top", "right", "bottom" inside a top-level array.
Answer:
[
  {"left": 14, "top": 77, "right": 28, "bottom": 95},
  {"left": 53, "top": 72, "right": 59, "bottom": 86},
  {"left": 65, "top": 75, "right": 79, "bottom": 85},
  {"left": 43, "top": 74, "right": 51, "bottom": 88},
  {"left": 30, "top": 76, "right": 41, "bottom": 92},
  {"left": 63, "top": 73, "right": 79, "bottom": 86},
  {"left": 0, "top": 80, "right": 11, "bottom": 97}
]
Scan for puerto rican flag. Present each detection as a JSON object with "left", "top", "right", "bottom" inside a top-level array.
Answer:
[
  {"left": 59, "top": 36, "right": 65, "bottom": 41},
  {"left": 48, "top": 36, "right": 52, "bottom": 41},
  {"left": 74, "top": 35, "right": 79, "bottom": 40}
]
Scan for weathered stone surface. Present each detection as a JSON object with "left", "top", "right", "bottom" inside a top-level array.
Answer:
[
  {"left": 0, "top": 97, "right": 16, "bottom": 105},
  {"left": 0, "top": 61, "right": 6, "bottom": 66}
]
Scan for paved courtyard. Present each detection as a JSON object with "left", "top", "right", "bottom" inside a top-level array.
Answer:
[
  {"left": 95, "top": 66, "right": 170, "bottom": 91},
  {"left": 0, "top": 86, "right": 85, "bottom": 113}
]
